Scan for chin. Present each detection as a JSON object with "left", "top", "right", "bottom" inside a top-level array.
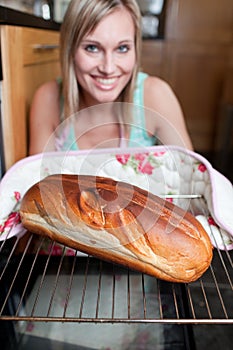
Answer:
[
  {"left": 96, "top": 94, "right": 122, "bottom": 104},
  {"left": 91, "top": 87, "right": 124, "bottom": 103}
]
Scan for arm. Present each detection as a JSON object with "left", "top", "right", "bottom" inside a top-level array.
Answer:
[
  {"left": 144, "top": 76, "right": 193, "bottom": 150},
  {"left": 29, "top": 80, "right": 60, "bottom": 155}
]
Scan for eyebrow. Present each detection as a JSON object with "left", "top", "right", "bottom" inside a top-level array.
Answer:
[{"left": 81, "top": 38, "right": 134, "bottom": 45}]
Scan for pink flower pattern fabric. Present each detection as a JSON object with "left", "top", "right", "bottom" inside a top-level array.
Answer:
[{"left": 0, "top": 191, "right": 21, "bottom": 236}]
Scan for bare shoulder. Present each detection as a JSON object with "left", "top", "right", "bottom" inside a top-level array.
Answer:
[
  {"left": 29, "top": 79, "right": 61, "bottom": 154},
  {"left": 143, "top": 75, "right": 193, "bottom": 149},
  {"left": 32, "top": 79, "right": 60, "bottom": 103},
  {"left": 144, "top": 76, "right": 175, "bottom": 106},
  {"left": 144, "top": 75, "right": 168, "bottom": 89},
  {"left": 144, "top": 75, "right": 185, "bottom": 119},
  {"left": 30, "top": 79, "right": 61, "bottom": 123}
]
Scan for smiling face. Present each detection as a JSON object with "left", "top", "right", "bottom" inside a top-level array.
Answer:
[{"left": 73, "top": 7, "right": 136, "bottom": 106}]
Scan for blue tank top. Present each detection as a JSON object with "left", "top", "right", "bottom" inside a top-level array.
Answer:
[
  {"left": 128, "top": 72, "right": 156, "bottom": 147},
  {"left": 55, "top": 72, "right": 156, "bottom": 151}
]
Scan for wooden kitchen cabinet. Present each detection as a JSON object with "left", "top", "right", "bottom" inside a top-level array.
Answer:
[
  {"left": 1, "top": 25, "right": 60, "bottom": 170},
  {"left": 165, "top": 0, "right": 233, "bottom": 43},
  {"left": 141, "top": 40, "right": 164, "bottom": 77},
  {"left": 140, "top": 0, "right": 233, "bottom": 152},
  {"left": 164, "top": 0, "right": 233, "bottom": 152},
  {"left": 163, "top": 42, "right": 231, "bottom": 151}
]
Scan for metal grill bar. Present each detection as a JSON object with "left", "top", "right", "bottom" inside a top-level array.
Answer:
[
  {"left": 0, "top": 234, "right": 33, "bottom": 315},
  {"left": 209, "top": 265, "right": 228, "bottom": 319},
  {"left": 157, "top": 279, "right": 163, "bottom": 318},
  {"left": 0, "top": 197, "right": 232, "bottom": 325},
  {"left": 62, "top": 250, "right": 78, "bottom": 318},
  {"left": 15, "top": 235, "right": 44, "bottom": 317},
  {"left": 111, "top": 265, "right": 116, "bottom": 318},
  {"left": 141, "top": 274, "right": 146, "bottom": 318},
  {"left": 30, "top": 240, "right": 55, "bottom": 317}
]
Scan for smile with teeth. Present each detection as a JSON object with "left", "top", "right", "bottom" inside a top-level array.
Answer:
[{"left": 95, "top": 77, "right": 117, "bottom": 85}]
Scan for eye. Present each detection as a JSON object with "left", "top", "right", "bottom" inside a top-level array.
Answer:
[
  {"left": 117, "top": 45, "right": 130, "bottom": 53},
  {"left": 85, "top": 44, "right": 99, "bottom": 53}
]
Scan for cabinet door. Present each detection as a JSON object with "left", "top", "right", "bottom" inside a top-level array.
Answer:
[
  {"left": 1, "top": 25, "right": 60, "bottom": 170},
  {"left": 141, "top": 40, "right": 164, "bottom": 77},
  {"left": 165, "top": 0, "right": 233, "bottom": 43},
  {"left": 164, "top": 42, "right": 230, "bottom": 151}
]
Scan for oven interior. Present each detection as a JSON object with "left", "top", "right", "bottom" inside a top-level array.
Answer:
[{"left": 0, "top": 195, "right": 232, "bottom": 349}]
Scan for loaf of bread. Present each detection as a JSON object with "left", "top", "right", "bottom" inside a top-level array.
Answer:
[{"left": 20, "top": 174, "right": 213, "bottom": 282}]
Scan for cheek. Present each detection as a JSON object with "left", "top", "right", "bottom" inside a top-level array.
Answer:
[
  {"left": 122, "top": 53, "right": 136, "bottom": 72},
  {"left": 74, "top": 52, "right": 93, "bottom": 74}
]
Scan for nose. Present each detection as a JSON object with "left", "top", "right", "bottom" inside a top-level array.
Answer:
[{"left": 99, "top": 52, "right": 116, "bottom": 74}]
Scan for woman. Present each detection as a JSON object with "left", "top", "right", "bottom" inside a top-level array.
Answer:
[
  {"left": 29, "top": 0, "right": 193, "bottom": 154},
  {"left": 27, "top": 2, "right": 193, "bottom": 345}
]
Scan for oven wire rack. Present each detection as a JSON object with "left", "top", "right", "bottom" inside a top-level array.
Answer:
[{"left": 0, "top": 196, "right": 232, "bottom": 325}]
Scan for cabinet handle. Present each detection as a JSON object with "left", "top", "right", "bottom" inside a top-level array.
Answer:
[{"left": 33, "top": 44, "right": 59, "bottom": 50}]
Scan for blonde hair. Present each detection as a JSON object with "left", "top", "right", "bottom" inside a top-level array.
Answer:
[{"left": 60, "top": 0, "right": 142, "bottom": 118}]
